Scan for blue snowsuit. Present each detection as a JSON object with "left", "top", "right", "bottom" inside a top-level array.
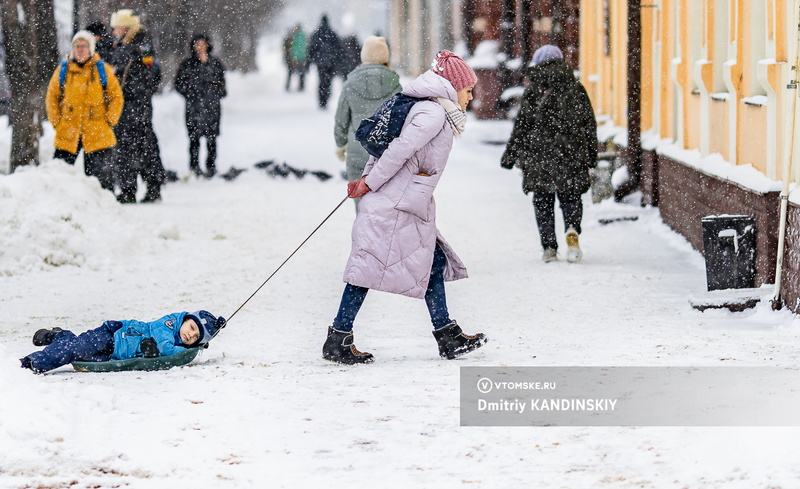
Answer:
[{"left": 23, "top": 312, "right": 192, "bottom": 374}]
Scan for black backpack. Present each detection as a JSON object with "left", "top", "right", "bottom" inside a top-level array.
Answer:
[{"left": 356, "top": 93, "right": 425, "bottom": 158}]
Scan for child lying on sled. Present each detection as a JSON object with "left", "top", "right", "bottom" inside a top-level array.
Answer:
[{"left": 20, "top": 310, "right": 224, "bottom": 374}]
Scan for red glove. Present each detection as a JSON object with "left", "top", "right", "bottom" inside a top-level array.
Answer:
[{"left": 347, "top": 177, "right": 371, "bottom": 198}]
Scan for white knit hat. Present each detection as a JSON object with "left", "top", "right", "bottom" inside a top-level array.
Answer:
[
  {"left": 361, "top": 36, "right": 389, "bottom": 64},
  {"left": 71, "top": 30, "right": 96, "bottom": 58},
  {"left": 110, "top": 9, "right": 140, "bottom": 28}
]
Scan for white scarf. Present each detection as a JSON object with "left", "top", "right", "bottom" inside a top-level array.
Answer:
[{"left": 434, "top": 97, "right": 467, "bottom": 137}]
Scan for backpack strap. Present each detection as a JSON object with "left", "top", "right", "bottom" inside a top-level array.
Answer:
[
  {"left": 59, "top": 60, "right": 68, "bottom": 89},
  {"left": 95, "top": 58, "right": 108, "bottom": 88}
]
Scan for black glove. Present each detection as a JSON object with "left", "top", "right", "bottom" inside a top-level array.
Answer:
[{"left": 140, "top": 338, "right": 159, "bottom": 358}]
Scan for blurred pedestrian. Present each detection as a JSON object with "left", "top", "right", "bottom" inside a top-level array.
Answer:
[
  {"left": 500, "top": 45, "right": 598, "bottom": 263},
  {"left": 283, "top": 24, "right": 308, "bottom": 92},
  {"left": 322, "top": 50, "right": 487, "bottom": 364},
  {"left": 333, "top": 36, "right": 401, "bottom": 211},
  {"left": 85, "top": 20, "right": 113, "bottom": 60},
  {"left": 45, "top": 30, "right": 123, "bottom": 193},
  {"left": 175, "top": 33, "right": 227, "bottom": 178},
  {"left": 339, "top": 34, "right": 360, "bottom": 79},
  {"left": 106, "top": 9, "right": 165, "bottom": 204},
  {"left": 308, "top": 15, "right": 342, "bottom": 109}
]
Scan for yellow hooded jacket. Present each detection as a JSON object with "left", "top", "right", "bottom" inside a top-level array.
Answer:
[{"left": 46, "top": 53, "right": 124, "bottom": 154}]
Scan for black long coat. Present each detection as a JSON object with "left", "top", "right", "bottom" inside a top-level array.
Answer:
[
  {"left": 308, "top": 18, "right": 342, "bottom": 70},
  {"left": 501, "top": 58, "right": 598, "bottom": 194},
  {"left": 175, "top": 50, "right": 226, "bottom": 138},
  {"left": 107, "top": 27, "right": 161, "bottom": 127}
]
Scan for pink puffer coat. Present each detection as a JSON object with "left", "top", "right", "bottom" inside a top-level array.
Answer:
[{"left": 342, "top": 70, "right": 468, "bottom": 299}]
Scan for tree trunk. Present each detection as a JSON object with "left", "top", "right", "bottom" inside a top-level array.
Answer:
[{"left": 1, "top": 0, "right": 58, "bottom": 173}]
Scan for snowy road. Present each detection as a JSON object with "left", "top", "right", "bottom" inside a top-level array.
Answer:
[{"left": 1, "top": 40, "right": 799, "bottom": 488}]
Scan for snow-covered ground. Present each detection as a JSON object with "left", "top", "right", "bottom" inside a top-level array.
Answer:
[{"left": 1, "top": 38, "right": 800, "bottom": 489}]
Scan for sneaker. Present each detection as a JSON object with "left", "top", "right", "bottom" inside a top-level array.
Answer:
[
  {"left": 322, "top": 326, "right": 374, "bottom": 364},
  {"left": 566, "top": 228, "right": 582, "bottom": 263},
  {"left": 542, "top": 248, "right": 558, "bottom": 263},
  {"left": 432, "top": 321, "right": 487, "bottom": 359},
  {"left": 32, "top": 327, "right": 63, "bottom": 346}
]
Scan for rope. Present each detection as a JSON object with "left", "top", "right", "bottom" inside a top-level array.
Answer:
[{"left": 219, "top": 195, "right": 349, "bottom": 330}]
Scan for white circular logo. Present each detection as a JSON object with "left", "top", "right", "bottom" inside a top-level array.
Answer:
[{"left": 477, "top": 378, "right": 493, "bottom": 393}]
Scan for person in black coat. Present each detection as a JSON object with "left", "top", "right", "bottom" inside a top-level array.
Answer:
[
  {"left": 308, "top": 15, "right": 342, "bottom": 109},
  {"left": 501, "top": 45, "right": 598, "bottom": 263},
  {"left": 175, "top": 33, "right": 227, "bottom": 178},
  {"left": 339, "top": 34, "right": 361, "bottom": 79},
  {"left": 85, "top": 20, "right": 113, "bottom": 60},
  {"left": 107, "top": 9, "right": 165, "bottom": 204}
]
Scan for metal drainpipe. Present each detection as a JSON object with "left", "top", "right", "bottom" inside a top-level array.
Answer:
[{"left": 614, "top": 0, "right": 643, "bottom": 202}]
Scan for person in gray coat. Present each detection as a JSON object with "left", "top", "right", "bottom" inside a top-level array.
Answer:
[{"left": 333, "top": 36, "right": 402, "bottom": 211}]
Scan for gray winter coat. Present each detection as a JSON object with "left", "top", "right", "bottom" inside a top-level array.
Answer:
[{"left": 334, "top": 63, "right": 402, "bottom": 180}]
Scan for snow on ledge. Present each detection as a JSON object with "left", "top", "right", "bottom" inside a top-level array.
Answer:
[{"left": 656, "top": 144, "right": 782, "bottom": 194}]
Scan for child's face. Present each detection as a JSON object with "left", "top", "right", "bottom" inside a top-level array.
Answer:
[{"left": 180, "top": 318, "right": 201, "bottom": 346}]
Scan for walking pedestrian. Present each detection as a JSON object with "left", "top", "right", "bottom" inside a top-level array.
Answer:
[
  {"left": 283, "top": 24, "right": 308, "bottom": 92},
  {"left": 175, "top": 33, "right": 227, "bottom": 178},
  {"left": 106, "top": 9, "right": 165, "bottom": 204},
  {"left": 308, "top": 15, "right": 342, "bottom": 109},
  {"left": 338, "top": 34, "right": 361, "bottom": 79},
  {"left": 333, "top": 36, "right": 401, "bottom": 211},
  {"left": 45, "top": 30, "right": 123, "bottom": 193},
  {"left": 323, "top": 50, "right": 487, "bottom": 364},
  {"left": 500, "top": 45, "right": 598, "bottom": 263},
  {"left": 85, "top": 20, "right": 114, "bottom": 60}
]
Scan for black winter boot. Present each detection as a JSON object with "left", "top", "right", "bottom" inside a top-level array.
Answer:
[
  {"left": 32, "top": 328, "right": 63, "bottom": 346},
  {"left": 322, "top": 327, "right": 374, "bottom": 364},
  {"left": 432, "top": 321, "right": 487, "bottom": 359},
  {"left": 141, "top": 186, "right": 161, "bottom": 203},
  {"left": 116, "top": 192, "right": 136, "bottom": 204}
]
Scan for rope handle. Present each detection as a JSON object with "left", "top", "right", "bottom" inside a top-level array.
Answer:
[{"left": 217, "top": 195, "right": 349, "bottom": 333}]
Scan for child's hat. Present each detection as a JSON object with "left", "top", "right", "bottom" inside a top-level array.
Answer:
[{"left": 186, "top": 310, "right": 225, "bottom": 345}]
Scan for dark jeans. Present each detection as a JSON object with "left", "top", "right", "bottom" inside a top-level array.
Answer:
[
  {"left": 532, "top": 191, "right": 583, "bottom": 250},
  {"left": 317, "top": 67, "right": 335, "bottom": 108},
  {"left": 115, "top": 122, "right": 165, "bottom": 198},
  {"left": 332, "top": 245, "right": 452, "bottom": 331},
  {"left": 54, "top": 143, "right": 114, "bottom": 192},
  {"left": 286, "top": 66, "right": 306, "bottom": 91},
  {"left": 22, "top": 322, "right": 122, "bottom": 374},
  {"left": 189, "top": 135, "right": 217, "bottom": 174}
]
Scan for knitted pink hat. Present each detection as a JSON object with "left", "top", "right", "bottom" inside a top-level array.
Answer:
[{"left": 431, "top": 50, "right": 477, "bottom": 91}]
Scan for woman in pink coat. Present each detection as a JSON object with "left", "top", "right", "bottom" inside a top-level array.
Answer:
[{"left": 323, "top": 51, "right": 488, "bottom": 364}]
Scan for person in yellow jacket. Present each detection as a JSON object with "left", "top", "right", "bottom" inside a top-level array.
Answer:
[{"left": 45, "top": 30, "right": 123, "bottom": 193}]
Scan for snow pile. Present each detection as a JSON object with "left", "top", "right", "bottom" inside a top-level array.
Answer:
[{"left": 0, "top": 160, "right": 145, "bottom": 275}]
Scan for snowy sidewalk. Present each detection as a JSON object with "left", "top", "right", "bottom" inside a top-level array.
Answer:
[{"left": 1, "top": 43, "right": 799, "bottom": 488}]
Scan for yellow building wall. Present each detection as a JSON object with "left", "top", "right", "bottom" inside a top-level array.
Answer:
[
  {"left": 708, "top": 99, "right": 729, "bottom": 159},
  {"left": 740, "top": 102, "right": 769, "bottom": 174},
  {"left": 578, "top": 0, "right": 796, "bottom": 183},
  {"left": 686, "top": 93, "right": 701, "bottom": 150}
]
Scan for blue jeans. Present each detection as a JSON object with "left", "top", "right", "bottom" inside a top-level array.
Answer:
[
  {"left": 22, "top": 322, "right": 121, "bottom": 373},
  {"left": 333, "top": 245, "right": 452, "bottom": 331}
]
